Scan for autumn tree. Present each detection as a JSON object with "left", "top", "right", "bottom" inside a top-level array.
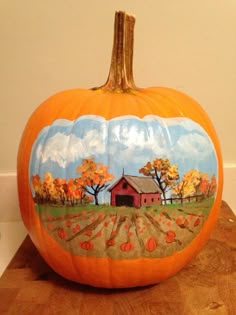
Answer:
[
  {"left": 76, "top": 158, "right": 114, "bottom": 205},
  {"left": 31, "top": 173, "right": 94, "bottom": 206},
  {"left": 74, "top": 178, "right": 93, "bottom": 205},
  {"left": 209, "top": 175, "right": 217, "bottom": 196},
  {"left": 31, "top": 172, "right": 55, "bottom": 203},
  {"left": 199, "top": 174, "right": 217, "bottom": 197},
  {"left": 173, "top": 169, "right": 201, "bottom": 199},
  {"left": 42, "top": 172, "right": 55, "bottom": 202},
  {"left": 63, "top": 178, "right": 93, "bottom": 206},
  {"left": 139, "top": 158, "right": 179, "bottom": 203},
  {"left": 32, "top": 174, "right": 43, "bottom": 203},
  {"left": 172, "top": 180, "right": 188, "bottom": 203},
  {"left": 53, "top": 177, "right": 67, "bottom": 204},
  {"left": 172, "top": 170, "right": 217, "bottom": 201},
  {"left": 172, "top": 169, "right": 200, "bottom": 203}
]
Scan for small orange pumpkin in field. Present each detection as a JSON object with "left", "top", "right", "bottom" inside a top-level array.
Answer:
[
  {"left": 17, "top": 11, "right": 223, "bottom": 288},
  {"left": 145, "top": 237, "right": 158, "bottom": 252}
]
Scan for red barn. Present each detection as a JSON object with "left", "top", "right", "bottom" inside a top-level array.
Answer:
[{"left": 107, "top": 175, "right": 162, "bottom": 208}]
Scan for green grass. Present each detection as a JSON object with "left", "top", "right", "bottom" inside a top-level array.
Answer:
[
  {"left": 157, "top": 198, "right": 214, "bottom": 216},
  {"left": 35, "top": 197, "right": 215, "bottom": 218}
]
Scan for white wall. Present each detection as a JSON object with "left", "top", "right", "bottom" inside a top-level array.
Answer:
[{"left": 0, "top": 0, "right": 235, "bottom": 212}]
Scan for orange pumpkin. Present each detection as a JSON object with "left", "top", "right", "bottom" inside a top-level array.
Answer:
[{"left": 17, "top": 11, "right": 223, "bottom": 288}]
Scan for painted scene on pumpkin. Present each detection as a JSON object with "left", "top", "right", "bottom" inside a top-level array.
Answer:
[{"left": 29, "top": 114, "right": 218, "bottom": 259}]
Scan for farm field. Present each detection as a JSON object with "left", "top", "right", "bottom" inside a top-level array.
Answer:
[{"left": 35, "top": 198, "right": 214, "bottom": 259}]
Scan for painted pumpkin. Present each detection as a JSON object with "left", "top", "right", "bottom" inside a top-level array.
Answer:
[{"left": 17, "top": 11, "right": 223, "bottom": 288}]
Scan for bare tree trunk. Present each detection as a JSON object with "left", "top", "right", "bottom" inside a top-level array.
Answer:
[{"left": 94, "top": 193, "right": 99, "bottom": 206}]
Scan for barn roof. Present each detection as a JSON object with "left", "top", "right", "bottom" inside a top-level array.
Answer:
[{"left": 108, "top": 175, "right": 162, "bottom": 194}]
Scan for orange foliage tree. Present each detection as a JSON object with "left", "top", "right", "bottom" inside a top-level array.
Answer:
[
  {"left": 31, "top": 172, "right": 94, "bottom": 206},
  {"left": 64, "top": 178, "right": 93, "bottom": 206},
  {"left": 53, "top": 177, "right": 67, "bottom": 205},
  {"left": 199, "top": 174, "right": 217, "bottom": 197},
  {"left": 32, "top": 174, "right": 43, "bottom": 203},
  {"left": 42, "top": 172, "right": 55, "bottom": 203},
  {"left": 139, "top": 158, "right": 179, "bottom": 203},
  {"left": 76, "top": 158, "right": 114, "bottom": 205}
]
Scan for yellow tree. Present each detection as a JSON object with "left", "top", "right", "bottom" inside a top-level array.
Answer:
[
  {"left": 173, "top": 170, "right": 214, "bottom": 201},
  {"left": 139, "top": 158, "right": 179, "bottom": 203},
  {"left": 172, "top": 170, "right": 200, "bottom": 203},
  {"left": 182, "top": 169, "right": 201, "bottom": 196},
  {"left": 172, "top": 180, "right": 188, "bottom": 202},
  {"left": 77, "top": 158, "right": 114, "bottom": 205}
]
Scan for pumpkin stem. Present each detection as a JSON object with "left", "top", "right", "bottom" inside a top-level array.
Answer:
[{"left": 94, "top": 11, "right": 138, "bottom": 92}]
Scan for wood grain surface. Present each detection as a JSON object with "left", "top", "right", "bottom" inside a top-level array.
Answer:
[{"left": 0, "top": 201, "right": 235, "bottom": 315}]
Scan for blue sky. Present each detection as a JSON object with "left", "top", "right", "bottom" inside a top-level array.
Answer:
[{"left": 29, "top": 115, "right": 218, "bottom": 203}]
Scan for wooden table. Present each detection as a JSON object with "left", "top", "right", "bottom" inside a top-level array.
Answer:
[{"left": 0, "top": 201, "right": 235, "bottom": 315}]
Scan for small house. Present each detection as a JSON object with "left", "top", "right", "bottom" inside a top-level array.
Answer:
[{"left": 107, "top": 175, "right": 162, "bottom": 207}]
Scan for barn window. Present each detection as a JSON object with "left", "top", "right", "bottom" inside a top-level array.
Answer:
[
  {"left": 144, "top": 198, "right": 147, "bottom": 203},
  {"left": 122, "top": 182, "right": 128, "bottom": 189},
  {"left": 151, "top": 198, "right": 154, "bottom": 202}
]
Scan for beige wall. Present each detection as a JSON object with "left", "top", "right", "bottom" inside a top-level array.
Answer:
[{"left": 0, "top": 0, "right": 235, "bottom": 172}]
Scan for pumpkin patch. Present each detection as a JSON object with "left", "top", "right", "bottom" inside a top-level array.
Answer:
[
  {"left": 32, "top": 197, "right": 214, "bottom": 260},
  {"left": 17, "top": 11, "right": 223, "bottom": 288}
]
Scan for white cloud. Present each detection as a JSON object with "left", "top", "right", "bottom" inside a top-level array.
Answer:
[
  {"left": 173, "top": 133, "right": 212, "bottom": 160},
  {"left": 37, "top": 129, "right": 106, "bottom": 168},
  {"left": 108, "top": 123, "right": 167, "bottom": 165},
  {"left": 33, "top": 115, "right": 215, "bottom": 173},
  {"left": 109, "top": 118, "right": 213, "bottom": 165}
]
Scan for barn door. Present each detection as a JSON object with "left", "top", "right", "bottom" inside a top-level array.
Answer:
[{"left": 116, "top": 195, "right": 134, "bottom": 207}]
